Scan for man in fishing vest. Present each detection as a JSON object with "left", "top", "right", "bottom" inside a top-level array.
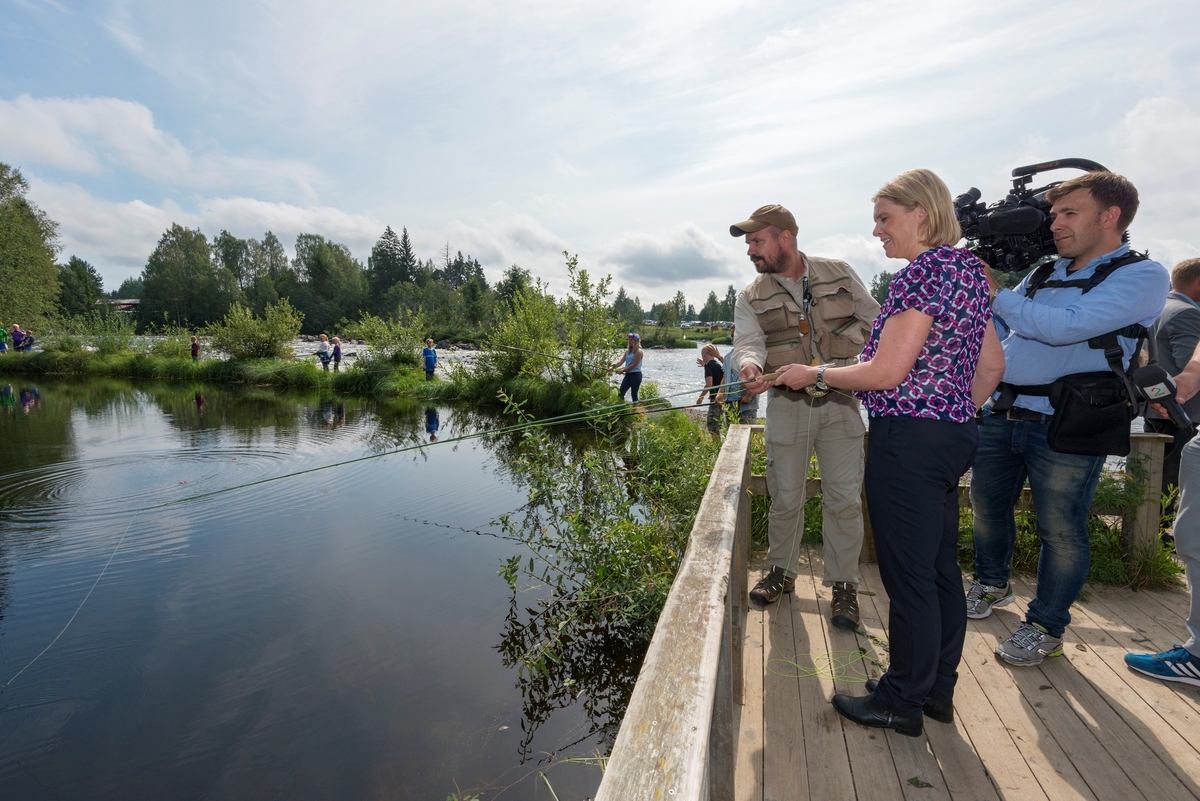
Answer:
[
  {"left": 729, "top": 204, "right": 880, "bottom": 629},
  {"left": 968, "top": 171, "right": 1169, "bottom": 667}
]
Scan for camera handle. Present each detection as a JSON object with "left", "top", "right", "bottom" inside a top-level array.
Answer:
[{"left": 1009, "top": 158, "right": 1109, "bottom": 190}]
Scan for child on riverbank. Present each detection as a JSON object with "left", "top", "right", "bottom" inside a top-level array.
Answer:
[
  {"left": 332, "top": 337, "right": 342, "bottom": 372},
  {"left": 191, "top": 336, "right": 200, "bottom": 363},
  {"left": 423, "top": 338, "right": 437, "bottom": 380},
  {"left": 316, "top": 334, "right": 332, "bottom": 371}
]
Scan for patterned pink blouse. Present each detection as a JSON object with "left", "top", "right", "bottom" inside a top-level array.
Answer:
[{"left": 856, "top": 245, "right": 992, "bottom": 423}]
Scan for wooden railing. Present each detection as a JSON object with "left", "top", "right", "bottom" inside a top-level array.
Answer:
[{"left": 595, "top": 427, "right": 1172, "bottom": 799}]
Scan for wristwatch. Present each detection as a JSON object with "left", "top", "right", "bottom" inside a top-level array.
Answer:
[{"left": 815, "top": 365, "right": 830, "bottom": 392}]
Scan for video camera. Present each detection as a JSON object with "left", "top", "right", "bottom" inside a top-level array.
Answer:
[{"left": 954, "top": 158, "right": 1109, "bottom": 272}]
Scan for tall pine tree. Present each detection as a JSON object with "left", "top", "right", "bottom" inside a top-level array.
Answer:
[{"left": 368, "top": 226, "right": 406, "bottom": 299}]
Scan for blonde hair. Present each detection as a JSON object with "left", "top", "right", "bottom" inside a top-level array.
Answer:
[
  {"left": 873, "top": 169, "right": 961, "bottom": 248},
  {"left": 702, "top": 344, "right": 721, "bottom": 360}
]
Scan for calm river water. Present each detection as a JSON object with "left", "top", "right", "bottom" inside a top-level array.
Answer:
[{"left": 0, "top": 380, "right": 620, "bottom": 800}]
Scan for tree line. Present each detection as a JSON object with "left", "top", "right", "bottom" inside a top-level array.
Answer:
[{"left": 1, "top": 160, "right": 741, "bottom": 339}]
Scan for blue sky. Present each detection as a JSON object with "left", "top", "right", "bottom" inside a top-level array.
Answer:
[{"left": 2, "top": 0, "right": 1198, "bottom": 308}]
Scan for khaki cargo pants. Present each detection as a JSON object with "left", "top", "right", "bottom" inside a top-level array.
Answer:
[{"left": 764, "top": 387, "right": 865, "bottom": 585}]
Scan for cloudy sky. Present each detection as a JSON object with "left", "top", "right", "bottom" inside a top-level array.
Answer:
[{"left": 2, "top": 0, "right": 1198, "bottom": 308}]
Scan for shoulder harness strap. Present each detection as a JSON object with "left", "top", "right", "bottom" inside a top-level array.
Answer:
[{"left": 997, "top": 251, "right": 1152, "bottom": 411}]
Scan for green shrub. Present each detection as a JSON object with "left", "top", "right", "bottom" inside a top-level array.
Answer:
[
  {"left": 70, "top": 312, "right": 136, "bottom": 355},
  {"left": 343, "top": 311, "right": 425, "bottom": 368},
  {"left": 476, "top": 282, "right": 561, "bottom": 380},
  {"left": 207, "top": 300, "right": 303, "bottom": 360},
  {"left": 42, "top": 332, "right": 84, "bottom": 353},
  {"left": 148, "top": 326, "right": 194, "bottom": 359}
]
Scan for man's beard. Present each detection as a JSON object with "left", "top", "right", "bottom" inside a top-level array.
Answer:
[{"left": 752, "top": 254, "right": 784, "bottom": 274}]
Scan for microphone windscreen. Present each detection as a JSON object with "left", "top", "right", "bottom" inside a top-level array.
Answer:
[{"left": 1131, "top": 364, "right": 1176, "bottom": 399}]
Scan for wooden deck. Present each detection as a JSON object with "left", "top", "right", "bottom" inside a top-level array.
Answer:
[{"left": 736, "top": 546, "right": 1200, "bottom": 801}]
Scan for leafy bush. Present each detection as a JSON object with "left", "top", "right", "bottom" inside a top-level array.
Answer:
[
  {"left": 558, "top": 253, "right": 619, "bottom": 384},
  {"left": 147, "top": 325, "right": 194, "bottom": 359},
  {"left": 72, "top": 311, "right": 137, "bottom": 355},
  {"left": 476, "top": 281, "right": 560, "bottom": 380},
  {"left": 40, "top": 329, "right": 84, "bottom": 353},
  {"left": 343, "top": 310, "right": 425, "bottom": 368},
  {"left": 206, "top": 300, "right": 303, "bottom": 360}
]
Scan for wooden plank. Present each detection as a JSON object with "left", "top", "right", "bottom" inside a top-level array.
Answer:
[
  {"left": 805, "top": 546, "right": 906, "bottom": 801},
  {"left": 735, "top": 595, "right": 765, "bottom": 801},
  {"left": 1114, "top": 584, "right": 1191, "bottom": 631},
  {"left": 762, "top": 593, "right": 809, "bottom": 801},
  {"left": 711, "top": 596, "right": 737, "bottom": 801},
  {"left": 1003, "top": 577, "right": 1197, "bottom": 800},
  {"left": 1057, "top": 590, "right": 1200, "bottom": 797},
  {"left": 958, "top": 619, "right": 1098, "bottom": 801},
  {"left": 857, "top": 563, "right": 1007, "bottom": 801},
  {"left": 788, "top": 552, "right": 856, "bottom": 801},
  {"left": 970, "top": 611, "right": 1147, "bottom": 801},
  {"left": 837, "top": 556, "right": 953, "bottom": 801},
  {"left": 1072, "top": 588, "right": 1200, "bottom": 723}
]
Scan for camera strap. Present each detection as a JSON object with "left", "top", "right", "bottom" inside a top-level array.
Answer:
[{"left": 993, "top": 250, "right": 1151, "bottom": 412}]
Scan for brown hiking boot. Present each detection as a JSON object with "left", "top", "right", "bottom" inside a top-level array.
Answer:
[
  {"left": 830, "top": 582, "right": 860, "bottom": 630},
  {"left": 749, "top": 565, "right": 795, "bottom": 606}
]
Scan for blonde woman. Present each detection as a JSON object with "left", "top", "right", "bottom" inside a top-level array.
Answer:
[
  {"left": 697, "top": 343, "right": 724, "bottom": 432},
  {"left": 613, "top": 333, "right": 644, "bottom": 401},
  {"left": 772, "top": 169, "right": 1005, "bottom": 737},
  {"left": 315, "top": 334, "right": 332, "bottom": 371}
]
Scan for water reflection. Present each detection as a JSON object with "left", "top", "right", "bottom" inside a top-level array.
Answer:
[
  {"left": 497, "top": 597, "right": 646, "bottom": 762},
  {"left": 0, "top": 379, "right": 624, "bottom": 799}
]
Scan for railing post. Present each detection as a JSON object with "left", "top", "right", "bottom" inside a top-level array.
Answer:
[
  {"left": 1122, "top": 432, "right": 1173, "bottom": 555},
  {"left": 732, "top": 434, "right": 751, "bottom": 704},
  {"left": 709, "top": 573, "right": 734, "bottom": 801}
]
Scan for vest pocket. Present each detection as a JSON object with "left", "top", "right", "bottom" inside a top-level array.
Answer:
[{"left": 812, "top": 287, "right": 862, "bottom": 359}]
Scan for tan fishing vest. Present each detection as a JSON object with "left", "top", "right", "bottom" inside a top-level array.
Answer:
[{"left": 747, "top": 254, "right": 873, "bottom": 372}]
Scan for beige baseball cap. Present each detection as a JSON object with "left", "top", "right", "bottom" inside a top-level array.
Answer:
[{"left": 729, "top": 204, "right": 798, "bottom": 237}]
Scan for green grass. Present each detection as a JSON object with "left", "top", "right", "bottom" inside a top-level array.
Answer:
[{"left": 0, "top": 349, "right": 428, "bottom": 394}]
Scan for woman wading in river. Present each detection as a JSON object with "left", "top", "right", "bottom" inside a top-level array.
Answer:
[
  {"left": 770, "top": 168, "right": 1005, "bottom": 737},
  {"left": 614, "top": 333, "right": 644, "bottom": 402}
]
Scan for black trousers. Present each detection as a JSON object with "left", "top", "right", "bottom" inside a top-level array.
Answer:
[{"left": 866, "top": 415, "right": 978, "bottom": 719}]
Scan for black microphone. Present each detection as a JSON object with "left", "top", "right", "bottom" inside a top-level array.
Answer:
[
  {"left": 978, "top": 206, "right": 1045, "bottom": 237},
  {"left": 1131, "top": 364, "right": 1194, "bottom": 430}
]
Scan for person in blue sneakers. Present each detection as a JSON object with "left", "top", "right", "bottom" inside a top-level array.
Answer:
[
  {"left": 422, "top": 338, "right": 438, "bottom": 380},
  {"left": 1126, "top": 333, "right": 1200, "bottom": 686}
]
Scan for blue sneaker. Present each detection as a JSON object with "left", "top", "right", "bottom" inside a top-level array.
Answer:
[{"left": 1124, "top": 646, "right": 1200, "bottom": 688}]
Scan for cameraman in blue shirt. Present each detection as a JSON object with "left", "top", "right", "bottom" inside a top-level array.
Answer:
[{"left": 967, "top": 171, "right": 1170, "bottom": 667}]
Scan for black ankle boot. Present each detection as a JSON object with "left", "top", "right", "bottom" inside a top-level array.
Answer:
[
  {"left": 864, "top": 679, "right": 954, "bottom": 724},
  {"left": 831, "top": 692, "right": 923, "bottom": 737}
]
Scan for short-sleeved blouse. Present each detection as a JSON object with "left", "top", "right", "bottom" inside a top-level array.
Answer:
[{"left": 856, "top": 245, "right": 991, "bottom": 423}]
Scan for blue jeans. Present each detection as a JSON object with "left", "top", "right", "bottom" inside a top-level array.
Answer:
[
  {"left": 619, "top": 371, "right": 642, "bottom": 402},
  {"left": 970, "top": 413, "right": 1104, "bottom": 638}
]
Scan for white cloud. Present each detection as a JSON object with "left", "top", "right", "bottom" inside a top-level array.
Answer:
[
  {"left": 1115, "top": 97, "right": 1200, "bottom": 248},
  {"left": 0, "top": 94, "right": 320, "bottom": 194},
  {"left": 27, "top": 177, "right": 384, "bottom": 286},
  {"left": 1144, "top": 238, "right": 1199, "bottom": 270},
  {"left": 599, "top": 224, "right": 740, "bottom": 288},
  {"left": 804, "top": 233, "right": 899, "bottom": 287}
]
